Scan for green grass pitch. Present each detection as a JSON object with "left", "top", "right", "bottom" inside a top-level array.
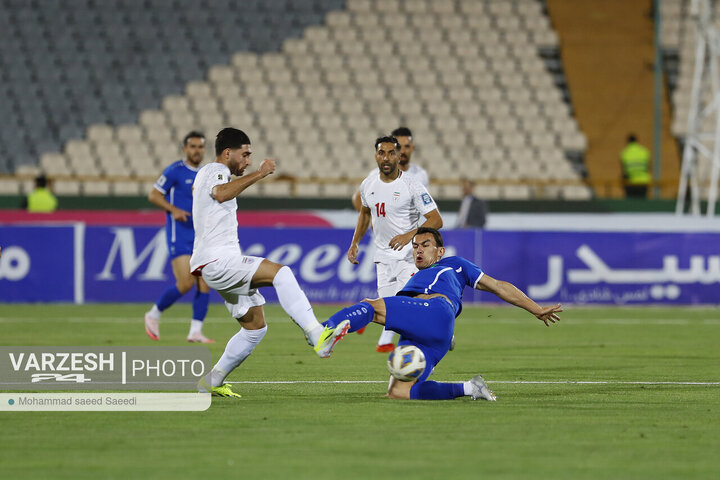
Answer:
[{"left": 0, "top": 303, "right": 718, "bottom": 479}]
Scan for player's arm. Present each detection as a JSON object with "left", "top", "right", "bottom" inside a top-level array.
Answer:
[
  {"left": 389, "top": 208, "right": 443, "bottom": 251},
  {"left": 212, "top": 159, "right": 275, "bottom": 203},
  {"left": 351, "top": 189, "right": 362, "bottom": 212},
  {"left": 348, "top": 206, "right": 372, "bottom": 264},
  {"left": 475, "top": 274, "right": 562, "bottom": 326},
  {"left": 148, "top": 187, "right": 190, "bottom": 222}
]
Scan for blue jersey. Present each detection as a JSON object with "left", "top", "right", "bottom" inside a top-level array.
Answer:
[
  {"left": 153, "top": 160, "right": 198, "bottom": 257},
  {"left": 398, "top": 256, "right": 484, "bottom": 317}
]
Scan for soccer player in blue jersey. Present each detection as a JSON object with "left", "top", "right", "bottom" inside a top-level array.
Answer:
[
  {"left": 323, "top": 227, "right": 562, "bottom": 401},
  {"left": 144, "top": 131, "right": 214, "bottom": 343}
]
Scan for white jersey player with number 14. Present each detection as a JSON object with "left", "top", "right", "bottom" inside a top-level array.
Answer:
[{"left": 348, "top": 136, "right": 442, "bottom": 352}]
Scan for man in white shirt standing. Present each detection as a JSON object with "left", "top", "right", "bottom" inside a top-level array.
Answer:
[
  {"left": 191, "top": 128, "right": 349, "bottom": 398},
  {"left": 391, "top": 126, "right": 430, "bottom": 188},
  {"left": 352, "top": 126, "right": 430, "bottom": 211},
  {"left": 348, "top": 136, "right": 443, "bottom": 352}
]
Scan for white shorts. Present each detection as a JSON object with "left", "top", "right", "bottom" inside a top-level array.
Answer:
[
  {"left": 376, "top": 260, "right": 418, "bottom": 297},
  {"left": 200, "top": 254, "right": 266, "bottom": 319}
]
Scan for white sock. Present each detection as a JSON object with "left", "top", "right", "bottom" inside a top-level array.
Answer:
[
  {"left": 377, "top": 328, "right": 396, "bottom": 346},
  {"left": 147, "top": 305, "right": 161, "bottom": 319},
  {"left": 462, "top": 381, "right": 473, "bottom": 396},
  {"left": 210, "top": 326, "right": 268, "bottom": 387},
  {"left": 273, "top": 266, "right": 323, "bottom": 342},
  {"left": 189, "top": 319, "right": 203, "bottom": 336}
]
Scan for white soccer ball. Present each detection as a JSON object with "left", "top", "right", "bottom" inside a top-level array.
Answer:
[{"left": 387, "top": 345, "right": 426, "bottom": 382}]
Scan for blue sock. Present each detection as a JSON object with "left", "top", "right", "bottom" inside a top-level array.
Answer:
[
  {"left": 156, "top": 286, "right": 183, "bottom": 312},
  {"left": 410, "top": 381, "right": 465, "bottom": 400},
  {"left": 323, "top": 302, "right": 374, "bottom": 333},
  {"left": 192, "top": 291, "right": 210, "bottom": 321}
]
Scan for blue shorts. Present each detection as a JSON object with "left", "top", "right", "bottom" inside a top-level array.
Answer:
[
  {"left": 385, "top": 296, "right": 456, "bottom": 383},
  {"left": 166, "top": 223, "right": 194, "bottom": 259}
]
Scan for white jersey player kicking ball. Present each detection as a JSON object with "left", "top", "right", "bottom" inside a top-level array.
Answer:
[
  {"left": 191, "top": 128, "right": 349, "bottom": 398},
  {"left": 348, "top": 136, "right": 442, "bottom": 352}
]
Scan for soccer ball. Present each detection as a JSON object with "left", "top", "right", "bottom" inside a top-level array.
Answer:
[{"left": 387, "top": 345, "right": 426, "bottom": 382}]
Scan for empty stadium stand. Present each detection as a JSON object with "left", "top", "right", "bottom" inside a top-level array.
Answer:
[{"left": 1, "top": 0, "right": 590, "bottom": 201}]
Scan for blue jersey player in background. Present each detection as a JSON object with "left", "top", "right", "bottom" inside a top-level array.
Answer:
[
  {"left": 322, "top": 227, "right": 562, "bottom": 401},
  {"left": 144, "top": 131, "right": 214, "bottom": 343}
]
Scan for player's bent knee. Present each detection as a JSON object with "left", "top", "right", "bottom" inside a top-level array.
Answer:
[
  {"left": 251, "top": 259, "right": 283, "bottom": 287},
  {"left": 237, "top": 305, "right": 267, "bottom": 330},
  {"left": 176, "top": 278, "right": 195, "bottom": 294}
]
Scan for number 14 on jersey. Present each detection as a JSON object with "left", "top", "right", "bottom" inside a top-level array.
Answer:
[{"left": 375, "top": 202, "right": 386, "bottom": 217}]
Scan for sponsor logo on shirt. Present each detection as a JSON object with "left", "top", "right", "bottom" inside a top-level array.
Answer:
[{"left": 421, "top": 193, "right": 432, "bottom": 205}]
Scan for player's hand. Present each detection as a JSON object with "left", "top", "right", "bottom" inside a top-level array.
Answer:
[
  {"left": 347, "top": 244, "right": 359, "bottom": 264},
  {"left": 388, "top": 232, "right": 413, "bottom": 251},
  {"left": 171, "top": 208, "right": 191, "bottom": 222},
  {"left": 258, "top": 158, "right": 276, "bottom": 177},
  {"left": 535, "top": 304, "right": 562, "bottom": 326}
]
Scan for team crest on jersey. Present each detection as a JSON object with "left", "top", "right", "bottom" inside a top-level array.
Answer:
[
  {"left": 217, "top": 174, "right": 223, "bottom": 180},
  {"left": 393, "top": 191, "right": 400, "bottom": 201},
  {"left": 421, "top": 193, "right": 432, "bottom": 205},
  {"left": 241, "top": 257, "right": 254, "bottom": 264}
]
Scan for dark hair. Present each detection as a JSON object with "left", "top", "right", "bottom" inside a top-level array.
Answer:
[
  {"left": 415, "top": 227, "right": 444, "bottom": 247},
  {"left": 35, "top": 174, "right": 48, "bottom": 188},
  {"left": 627, "top": 134, "right": 637, "bottom": 143},
  {"left": 215, "top": 128, "right": 251, "bottom": 156},
  {"left": 391, "top": 127, "right": 413, "bottom": 138},
  {"left": 183, "top": 131, "right": 205, "bottom": 146},
  {"left": 375, "top": 136, "right": 400, "bottom": 150}
]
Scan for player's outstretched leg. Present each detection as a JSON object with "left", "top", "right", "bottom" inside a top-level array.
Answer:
[
  {"left": 271, "top": 265, "right": 327, "bottom": 346},
  {"left": 409, "top": 381, "right": 465, "bottom": 400},
  {"left": 404, "top": 377, "right": 496, "bottom": 401},
  {"left": 467, "top": 375, "right": 497, "bottom": 401},
  {"left": 187, "top": 290, "right": 214, "bottom": 343},
  {"left": 314, "top": 320, "right": 350, "bottom": 358},
  {"left": 144, "top": 285, "right": 184, "bottom": 340},
  {"left": 323, "top": 301, "right": 375, "bottom": 333}
]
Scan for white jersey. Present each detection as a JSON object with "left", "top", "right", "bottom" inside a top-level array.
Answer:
[
  {"left": 190, "top": 162, "right": 241, "bottom": 271},
  {"left": 367, "top": 163, "right": 430, "bottom": 190},
  {"left": 360, "top": 170, "right": 438, "bottom": 263}
]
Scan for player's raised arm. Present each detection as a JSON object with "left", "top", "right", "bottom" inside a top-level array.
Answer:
[
  {"left": 212, "top": 158, "right": 275, "bottom": 202},
  {"left": 476, "top": 274, "right": 562, "bottom": 326}
]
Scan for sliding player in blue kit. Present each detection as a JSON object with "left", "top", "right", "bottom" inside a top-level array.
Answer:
[
  {"left": 323, "top": 227, "right": 562, "bottom": 401},
  {"left": 144, "top": 131, "right": 214, "bottom": 343}
]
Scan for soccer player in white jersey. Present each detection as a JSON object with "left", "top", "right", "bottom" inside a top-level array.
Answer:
[
  {"left": 190, "top": 128, "right": 350, "bottom": 398},
  {"left": 391, "top": 126, "right": 430, "bottom": 187},
  {"left": 348, "top": 136, "right": 442, "bottom": 352},
  {"left": 352, "top": 126, "right": 429, "bottom": 212}
]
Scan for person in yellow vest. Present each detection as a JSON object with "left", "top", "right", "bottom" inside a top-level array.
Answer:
[
  {"left": 620, "top": 134, "right": 651, "bottom": 198},
  {"left": 26, "top": 174, "right": 58, "bottom": 212}
]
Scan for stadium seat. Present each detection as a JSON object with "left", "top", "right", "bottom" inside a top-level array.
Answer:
[
  {"left": 3, "top": 0, "right": 588, "bottom": 199},
  {"left": 0, "top": 178, "right": 21, "bottom": 195}
]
